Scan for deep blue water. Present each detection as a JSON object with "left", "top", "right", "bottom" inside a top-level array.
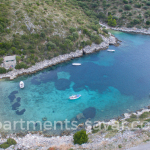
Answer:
[{"left": 1, "top": 31, "right": 150, "bottom": 134}]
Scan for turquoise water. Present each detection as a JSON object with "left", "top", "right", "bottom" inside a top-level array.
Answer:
[{"left": 1, "top": 31, "right": 150, "bottom": 134}]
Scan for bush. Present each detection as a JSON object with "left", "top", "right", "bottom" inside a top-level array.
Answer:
[
  {"left": 134, "top": 3, "right": 142, "bottom": 8},
  {"left": 119, "top": 9, "right": 123, "bottom": 12},
  {"left": 102, "top": 28, "right": 108, "bottom": 34},
  {"left": 0, "top": 143, "right": 10, "bottom": 149},
  {"left": 0, "top": 138, "right": 17, "bottom": 149},
  {"left": 73, "top": 130, "right": 88, "bottom": 145},
  {"left": 0, "top": 67, "right": 6, "bottom": 74},
  {"left": 146, "top": 1, "right": 150, "bottom": 6},
  {"left": 124, "top": 5, "right": 132, "bottom": 10},
  {"left": 146, "top": 21, "right": 150, "bottom": 25},
  {"left": 0, "top": 58, "right": 3, "bottom": 64},
  {"left": 139, "top": 112, "right": 150, "bottom": 119},
  {"left": 15, "top": 62, "right": 28, "bottom": 69},
  {"left": 123, "top": 0, "right": 128, "bottom": 4},
  {"left": 7, "top": 138, "right": 17, "bottom": 145}
]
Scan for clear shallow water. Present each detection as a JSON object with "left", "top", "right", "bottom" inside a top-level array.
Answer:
[{"left": 1, "top": 31, "right": 150, "bottom": 134}]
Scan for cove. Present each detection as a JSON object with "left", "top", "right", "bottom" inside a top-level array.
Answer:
[{"left": 1, "top": 31, "right": 150, "bottom": 134}]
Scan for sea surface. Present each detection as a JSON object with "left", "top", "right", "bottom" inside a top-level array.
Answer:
[{"left": 1, "top": 31, "right": 150, "bottom": 134}]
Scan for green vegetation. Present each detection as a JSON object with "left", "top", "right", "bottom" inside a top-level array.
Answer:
[
  {"left": 0, "top": 138, "right": 17, "bottom": 149},
  {"left": 0, "top": 0, "right": 148, "bottom": 72},
  {"left": 0, "top": 0, "right": 110, "bottom": 71},
  {"left": 0, "top": 67, "right": 6, "bottom": 74},
  {"left": 139, "top": 112, "right": 150, "bottom": 119},
  {"left": 73, "top": 130, "right": 88, "bottom": 145}
]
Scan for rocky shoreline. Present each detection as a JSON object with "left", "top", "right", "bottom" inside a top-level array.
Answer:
[
  {"left": 0, "top": 106, "right": 150, "bottom": 150},
  {"left": 100, "top": 22, "right": 150, "bottom": 35},
  {"left": 0, "top": 34, "right": 117, "bottom": 80}
]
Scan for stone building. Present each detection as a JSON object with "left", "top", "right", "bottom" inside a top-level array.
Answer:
[{"left": 3, "top": 55, "right": 16, "bottom": 69}]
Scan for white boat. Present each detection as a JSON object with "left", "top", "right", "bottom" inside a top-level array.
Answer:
[
  {"left": 19, "top": 81, "right": 24, "bottom": 88},
  {"left": 72, "top": 63, "right": 81, "bottom": 66},
  {"left": 69, "top": 94, "right": 81, "bottom": 100},
  {"left": 107, "top": 49, "right": 115, "bottom": 52}
]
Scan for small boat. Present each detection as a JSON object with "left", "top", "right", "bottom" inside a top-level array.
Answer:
[
  {"left": 72, "top": 63, "right": 81, "bottom": 66},
  {"left": 19, "top": 81, "right": 24, "bottom": 88},
  {"left": 69, "top": 94, "right": 81, "bottom": 100},
  {"left": 107, "top": 49, "right": 115, "bottom": 52}
]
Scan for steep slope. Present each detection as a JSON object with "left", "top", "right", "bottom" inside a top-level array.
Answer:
[{"left": 0, "top": 0, "right": 109, "bottom": 69}]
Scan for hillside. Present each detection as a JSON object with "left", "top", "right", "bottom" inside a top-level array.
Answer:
[
  {"left": 77, "top": 0, "right": 150, "bottom": 28},
  {"left": 0, "top": 0, "right": 110, "bottom": 70}
]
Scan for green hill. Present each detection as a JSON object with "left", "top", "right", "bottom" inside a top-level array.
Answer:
[
  {"left": 0, "top": 0, "right": 109, "bottom": 69},
  {"left": 77, "top": 0, "right": 150, "bottom": 28}
]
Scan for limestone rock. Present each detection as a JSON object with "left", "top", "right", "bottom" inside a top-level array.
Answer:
[{"left": 76, "top": 113, "right": 85, "bottom": 120}]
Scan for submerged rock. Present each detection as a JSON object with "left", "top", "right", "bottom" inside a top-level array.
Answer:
[
  {"left": 16, "top": 109, "right": 26, "bottom": 115},
  {"left": 10, "top": 91, "right": 18, "bottom": 95},
  {"left": 17, "top": 97, "right": 21, "bottom": 102},
  {"left": 76, "top": 113, "right": 85, "bottom": 120},
  {"left": 12, "top": 102, "right": 20, "bottom": 110},
  {"left": 83, "top": 107, "right": 96, "bottom": 119},
  {"left": 55, "top": 79, "right": 71, "bottom": 90},
  {"left": 8, "top": 94, "right": 16, "bottom": 102}
]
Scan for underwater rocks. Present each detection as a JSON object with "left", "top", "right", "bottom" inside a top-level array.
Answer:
[
  {"left": 31, "top": 77, "right": 41, "bottom": 85},
  {"left": 55, "top": 79, "right": 71, "bottom": 90},
  {"left": 8, "top": 94, "right": 16, "bottom": 102},
  {"left": 16, "top": 109, "right": 26, "bottom": 115},
  {"left": 83, "top": 107, "right": 96, "bottom": 119},
  {"left": 17, "top": 97, "right": 21, "bottom": 102},
  {"left": 10, "top": 91, "right": 18, "bottom": 95},
  {"left": 12, "top": 102, "right": 21, "bottom": 110},
  {"left": 8, "top": 91, "right": 18, "bottom": 102},
  {"left": 76, "top": 113, "right": 85, "bottom": 120}
]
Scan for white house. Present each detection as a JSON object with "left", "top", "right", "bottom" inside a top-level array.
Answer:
[{"left": 3, "top": 55, "right": 16, "bottom": 69}]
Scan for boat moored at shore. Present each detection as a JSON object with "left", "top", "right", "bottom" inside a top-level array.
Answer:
[{"left": 107, "top": 49, "right": 115, "bottom": 52}]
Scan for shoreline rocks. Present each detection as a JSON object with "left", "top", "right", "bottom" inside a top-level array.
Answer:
[
  {"left": 0, "top": 34, "right": 118, "bottom": 80},
  {"left": 99, "top": 21, "right": 150, "bottom": 35}
]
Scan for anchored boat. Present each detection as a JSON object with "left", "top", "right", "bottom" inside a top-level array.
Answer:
[
  {"left": 19, "top": 81, "right": 24, "bottom": 88},
  {"left": 69, "top": 94, "right": 81, "bottom": 100},
  {"left": 107, "top": 49, "right": 115, "bottom": 52},
  {"left": 72, "top": 63, "right": 81, "bottom": 66}
]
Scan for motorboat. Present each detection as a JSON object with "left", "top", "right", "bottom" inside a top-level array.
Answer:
[
  {"left": 72, "top": 63, "right": 81, "bottom": 66},
  {"left": 19, "top": 81, "right": 24, "bottom": 88},
  {"left": 107, "top": 49, "right": 115, "bottom": 52},
  {"left": 69, "top": 94, "right": 81, "bottom": 100}
]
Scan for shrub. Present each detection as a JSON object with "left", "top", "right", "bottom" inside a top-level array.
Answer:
[
  {"left": 123, "top": 0, "right": 128, "bottom": 4},
  {"left": 146, "top": 1, "right": 150, "bottom": 6},
  {"left": 7, "top": 138, "right": 17, "bottom": 145},
  {"left": 108, "top": 15, "right": 117, "bottom": 27},
  {"left": 124, "top": 5, "right": 132, "bottom": 10},
  {"left": 119, "top": 9, "right": 123, "bottom": 12},
  {"left": 146, "top": 21, "right": 150, "bottom": 25},
  {"left": 118, "top": 144, "right": 122, "bottom": 148},
  {"left": 134, "top": 3, "right": 142, "bottom": 8},
  {"left": 73, "top": 130, "right": 88, "bottom": 145},
  {"left": 103, "top": 28, "right": 108, "bottom": 34},
  {"left": 15, "top": 62, "right": 28, "bottom": 69},
  {"left": 0, "top": 143, "right": 10, "bottom": 149},
  {"left": 0, "top": 58, "right": 3, "bottom": 64},
  {"left": 0, "top": 67, "right": 6, "bottom": 74},
  {"left": 139, "top": 112, "right": 150, "bottom": 119},
  {"left": 69, "top": 27, "right": 76, "bottom": 33},
  {"left": 0, "top": 138, "right": 17, "bottom": 149}
]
